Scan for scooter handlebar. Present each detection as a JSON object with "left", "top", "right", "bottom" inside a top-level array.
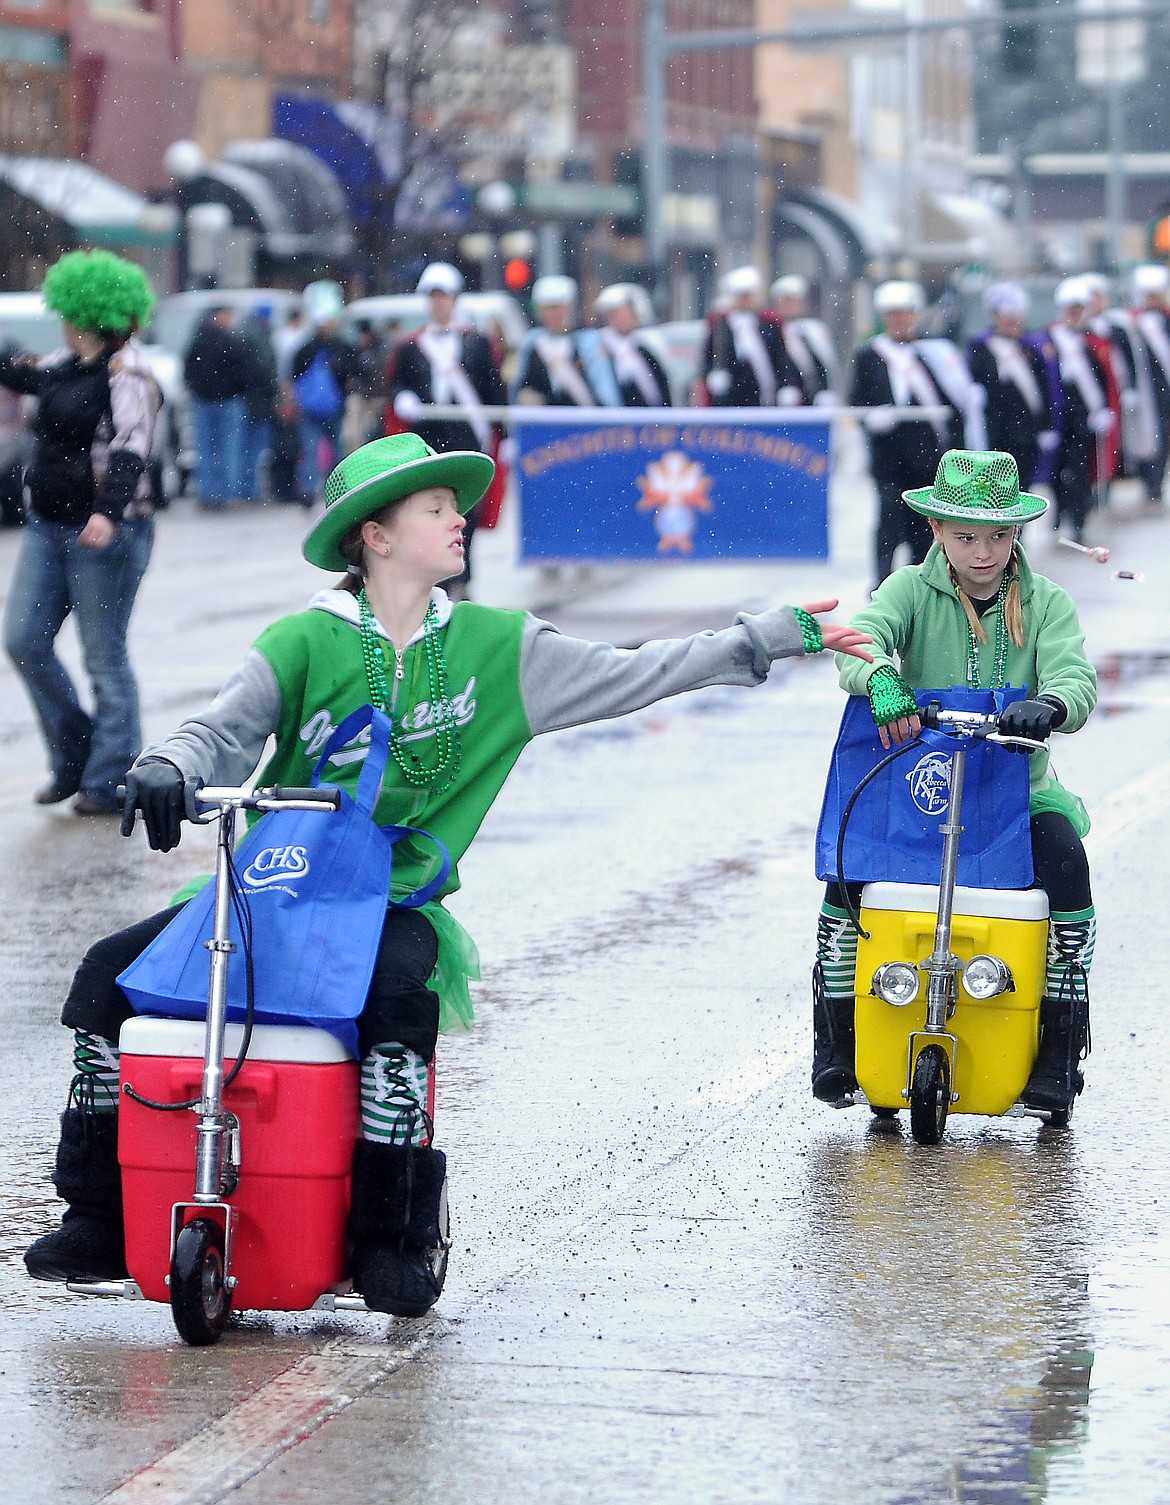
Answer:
[
  {"left": 194, "top": 784, "right": 343, "bottom": 814},
  {"left": 920, "top": 702, "right": 1047, "bottom": 753}
]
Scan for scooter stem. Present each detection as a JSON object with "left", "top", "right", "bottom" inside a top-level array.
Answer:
[
  {"left": 924, "top": 744, "right": 966, "bottom": 1031},
  {"left": 194, "top": 803, "right": 237, "bottom": 1202}
]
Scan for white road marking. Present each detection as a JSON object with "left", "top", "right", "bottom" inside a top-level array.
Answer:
[{"left": 97, "top": 1333, "right": 427, "bottom": 1504}]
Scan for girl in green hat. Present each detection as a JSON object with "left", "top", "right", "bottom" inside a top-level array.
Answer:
[
  {"left": 25, "top": 430, "right": 872, "bottom": 1318},
  {"left": 0, "top": 249, "right": 159, "bottom": 815},
  {"left": 811, "top": 448, "right": 1098, "bottom": 1117}
]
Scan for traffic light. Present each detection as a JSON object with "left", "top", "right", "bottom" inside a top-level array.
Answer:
[
  {"left": 1153, "top": 216, "right": 1170, "bottom": 257},
  {"left": 1001, "top": 0, "right": 1039, "bottom": 77}
]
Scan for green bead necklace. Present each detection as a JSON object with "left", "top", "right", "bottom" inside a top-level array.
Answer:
[
  {"left": 963, "top": 573, "right": 1010, "bottom": 689},
  {"left": 357, "top": 590, "right": 462, "bottom": 791}
]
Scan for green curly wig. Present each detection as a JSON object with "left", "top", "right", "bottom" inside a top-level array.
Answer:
[{"left": 42, "top": 250, "right": 155, "bottom": 337}]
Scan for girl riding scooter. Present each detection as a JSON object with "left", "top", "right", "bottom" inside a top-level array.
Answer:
[
  {"left": 812, "top": 449, "right": 1097, "bottom": 1116},
  {"left": 25, "top": 430, "right": 871, "bottom": 1318}
]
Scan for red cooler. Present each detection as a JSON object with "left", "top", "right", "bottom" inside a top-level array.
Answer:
[{"left": 118, "top": 1017, "right": 360, "bottom": 1312}]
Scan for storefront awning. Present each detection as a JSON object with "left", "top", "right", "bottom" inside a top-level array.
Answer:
[
  {"left": 0, "top": 155, "right": 178, "bottom": 248},
  {"left": 176, "top": 143, "right": 353, "bottom": 262}
]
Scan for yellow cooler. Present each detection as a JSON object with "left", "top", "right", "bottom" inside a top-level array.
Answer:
[{"left": 854, "top": 882, "right": 1049, "bottom": 1116}]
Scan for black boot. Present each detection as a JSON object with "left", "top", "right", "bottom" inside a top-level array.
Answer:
[
  {"left": 1023, "top": 974, "right": 1090, "bottom": 1114},
  {"left": 811, "top": 964, "right": 857, "bottom": 1103},
  {"left": 348, "top": 1140, "right": 449, "bottom": 1318},
  {"left": 24, "top": 1108, "right": 127, "bottom": 1282}
]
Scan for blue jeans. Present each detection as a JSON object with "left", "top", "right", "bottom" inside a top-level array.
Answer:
[
  {"left": 4, "top": 514, "right": 155, "bottom": 805},
  {"left": 191, "top": 396, "right": 244, "bottom": 505},
  {"left": 298, "top": 414, "right": 343, "bottom": 502},
  {"left": 240, "top": 416, "right": 273, "bottom": 501}
]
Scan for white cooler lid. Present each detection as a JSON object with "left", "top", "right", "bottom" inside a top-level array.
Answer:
[
  {"left": 861, "top": 881, "right": 1050, "bottom": 922},
  {"left": 119, "top": 1016, "right": 356, "bottom": 1063}
]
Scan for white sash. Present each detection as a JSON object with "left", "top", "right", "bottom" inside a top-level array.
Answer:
[
  {"left": 534, "top": 332, "right": 595, "bottom": 407},
  {"left": 1137, "top": 308, "right": 1170, "bottom": 387},
  {"left": 872, "top": 334, "right": 947, "bottom": 442},
  {"left": 986, "top": 335, "right": 1044, "bottom": 415},
  {"left": 727, "top": 310, "right": 777, "bottom": 405},
  {"left": 600, "top": 328, "right": 663, "bottom": 406},
  {"left": 1049, "top": 322, "right": 1107, "bottom": 419},
  {"left": 418, "top": 325, "right": 490, "bottom": 449}
]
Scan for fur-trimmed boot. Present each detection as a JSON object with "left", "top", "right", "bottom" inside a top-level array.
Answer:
[
  {"left": 24, "top": 1108, "right": 127, "bottom": 1282},
  {"left": 348, "top": 1140, "right": 450, "bottom": 1318}
]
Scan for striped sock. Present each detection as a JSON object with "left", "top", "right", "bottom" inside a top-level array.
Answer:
[
  {"left": 71, "top": 1031, "right": 121, "bottom": 1115},
  {"left": 1047, "top": 907, "right": 1096, "bottom": 1000},
  {"left": 360, "top": 1044, "right": 431, "bottom": 1146},
  {"left": 816, "top": 901, "right": 858, "bottom": 1002}
]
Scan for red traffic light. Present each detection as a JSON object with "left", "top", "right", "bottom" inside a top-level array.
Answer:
[{"left": 504, "top": 258, "right": 532, "bottom": 292}]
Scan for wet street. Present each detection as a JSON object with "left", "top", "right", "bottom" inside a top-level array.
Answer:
[{"left": 1, "top": 460, "right": 1169, "bottom": 1504}]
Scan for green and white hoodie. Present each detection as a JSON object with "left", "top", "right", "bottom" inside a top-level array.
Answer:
[{"left": 139, "top": 590, "right": 811, "bottom": 1021}]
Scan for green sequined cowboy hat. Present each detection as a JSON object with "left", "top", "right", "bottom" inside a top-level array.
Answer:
[
  {"left": 303, "top": 432, "right": 496, "bottom": 570},
  {"left": 903, "top": 449, "right": 1049, "bottom": 524}
]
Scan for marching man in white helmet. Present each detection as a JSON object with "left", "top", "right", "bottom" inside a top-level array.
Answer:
[
  {"left": 1130, "top": 263, "right": 1170, "bottom": 507},
  {"left": 769, "top": 274, "right": 837, "bottom": 405},
  {"left": 385, "top": 262, "right": 508, "bottom": 599},
  {"left": 697, "top": 265, "right": 802, "bottom": 408},
  {"left": 594, "top": 283, "right": 671, "bottom": 407},
  {"left": 511, "top": 275, "right": 619, "bottom": 407},
  {"left": 849, "top": 280, "right": 952, "bottom": 585}
]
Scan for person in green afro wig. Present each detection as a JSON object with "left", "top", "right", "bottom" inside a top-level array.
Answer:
[
  {"left": 42, "top": 249, "right": 155, "bottom": 337},
  {"left": 0, "top": 248, "right": 161, "bottom": 816}
]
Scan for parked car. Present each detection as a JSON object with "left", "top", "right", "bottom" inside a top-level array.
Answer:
[
  {"left": 142, "top": 288, "right": 304, "bottom": 495},
  {"left": 0, "top": 290, "right": 183, "bottom": 511}
]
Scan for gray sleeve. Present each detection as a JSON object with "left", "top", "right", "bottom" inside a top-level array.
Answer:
[
  {"left": 135, "top": 649, "right": 282, "bottom": 785},
  {"left": 520, "top": 605, "right": 807, "bottom": 735}
]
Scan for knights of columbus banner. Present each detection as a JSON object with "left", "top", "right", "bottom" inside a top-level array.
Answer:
[{"left": 514, "top": 412, "right": 832, "bottom": 562}]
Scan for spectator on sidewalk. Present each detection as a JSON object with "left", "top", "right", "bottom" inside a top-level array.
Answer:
[
  {"left": 290, "top": 280, "right": 362, "bottom": 506},
  {"left": 238, "top": 304, "right": 280, "bottom": 504},
  {"left": 182, "top": 307, "right": 249, "bottom": 510}
]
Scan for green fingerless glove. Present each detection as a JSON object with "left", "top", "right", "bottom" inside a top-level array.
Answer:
[
  {"left": 792, "top": 607, "right": 823, "bottom": 654},
  {"left": 867, "top": 665, "right": 919, "bottom": 726}
]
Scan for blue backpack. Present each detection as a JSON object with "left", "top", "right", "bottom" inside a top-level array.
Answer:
[{"left": 294, "top": 349, "right": 344, "bottom": 421}]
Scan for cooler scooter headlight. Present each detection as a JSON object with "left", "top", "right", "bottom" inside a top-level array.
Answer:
[
  {"left": 872, "top": 961, "right": 921, "bottom": 1006},
  {"left": 962, "top": 954, "right": 1013, "bottom": 999}
]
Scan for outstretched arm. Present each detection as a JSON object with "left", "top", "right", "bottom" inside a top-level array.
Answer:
[{"left": 521, "top": 601, "right": 870, "bottom": 736}]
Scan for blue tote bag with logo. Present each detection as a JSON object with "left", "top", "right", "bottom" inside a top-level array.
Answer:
[
  {"left": 117, "top": 705, "right": 450, "bottom": 1055},
  {"left": 814, "top": 685, "right": 1033, "bottom": 890}
]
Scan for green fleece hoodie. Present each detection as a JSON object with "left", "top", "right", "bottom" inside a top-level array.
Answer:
[{"left": 836, "top": 542, "right": 1097, "bottom": 831}]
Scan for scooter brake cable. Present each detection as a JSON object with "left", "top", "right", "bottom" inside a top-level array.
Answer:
[{"left": 835, "top": 736, "right": 926, "bottom": 939}]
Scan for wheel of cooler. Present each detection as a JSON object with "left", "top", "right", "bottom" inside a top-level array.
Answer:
[{"left": 853, "top": 882, "right": 1050, "bottom": 1118}]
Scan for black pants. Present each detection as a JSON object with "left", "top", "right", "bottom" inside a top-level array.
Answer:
[
  {"left": 826, "top": 811, "right": 1092, "bottom": 916},
  {"left": 1054, "top": 434, "right": 1096, "bottom": 540},
  {"left": 874, "top": 476, "right": 934, "bottom": 586},
  {"left": 61, "top": 905, "right": 441, "bottom": 1061}
]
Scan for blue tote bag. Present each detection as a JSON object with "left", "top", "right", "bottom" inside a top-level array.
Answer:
[
  {"left": 117, "top": 706, "right": 450, "bottom": 1055},
  {"left": 814, "top": 685, "right": 1034, "bottom": 890},
  {"left": 294, "top": 349, "right": 344, "bottom": 421}
]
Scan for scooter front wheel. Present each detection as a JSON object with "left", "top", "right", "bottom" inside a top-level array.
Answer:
[
  {"left": 909, "top": 1046, "right": 951, "bottom": 1146},
  {"left": 170, "top": 1218, "right": 231, "bottom": 1346}
]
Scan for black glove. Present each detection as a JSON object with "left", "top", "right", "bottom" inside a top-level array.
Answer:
[
  {"left": 120, "top": 759, "right": 188, "bottom": 851},
  {"left": 997, "top": 698, "right": 1064, "bottom": 747}
]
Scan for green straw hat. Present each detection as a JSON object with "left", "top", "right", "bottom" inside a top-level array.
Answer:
[
  {"left": 903, "top": 449, "right": 1049, "bottom": 524},
  {"left": 303, "top": 432, "right": 496, "bottom": 570}
]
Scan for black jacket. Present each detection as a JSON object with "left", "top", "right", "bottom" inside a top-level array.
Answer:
[
  {"left": 848, "top": 342, "right": 948, "bottom": 485},
  {"left": 0, "top": 349, "right": 145, "bottom": 526},
  {"left": 183, "top": 320, "right": 250, "bottom": 402},
  {"left": 386, "top": 327, "right": 507, "bottom": 453},
  {"left": 967, "top": 334, "right": 1051, "bottom": 488},
  {"left": 700, "top": 313, "right": 803, "bottom": 406}
]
